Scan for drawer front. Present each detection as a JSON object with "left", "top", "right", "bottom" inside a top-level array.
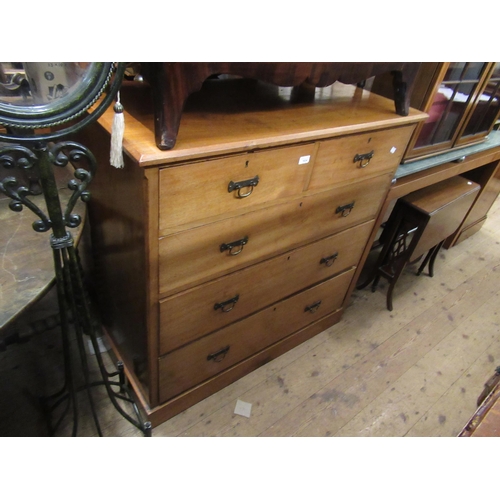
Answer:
[
  {"left": 159, "top": 143, "right": 315, "bottom": 234},
  {"left": 159, "top": 173, "right": 391, "bottom": 295},
  {"left": 309, "top": 126, "right": 414, "bottom": 190},
  {"left": 159, "top": 220, "right": 373, "bottom": 354},
  {"left": 158, "top": 268, "right": 355, "bottom": 403}
]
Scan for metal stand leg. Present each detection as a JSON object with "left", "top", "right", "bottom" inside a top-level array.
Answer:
[{"left": 0, "top": 141, "right": 152, "bottom": 437}]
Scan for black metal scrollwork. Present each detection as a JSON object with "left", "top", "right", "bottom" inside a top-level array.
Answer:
[
  {"left": 0, "top": 144, "right": 51, "bottom": 231},
  {"left": 48, "top": 141, "right": 97, "bottom": 229},
  {"left": 0, "top": 141, "right": 96, "bottom": 233},
  {"left": 0, "top": 63, "right": 151, "bottom": 436}
]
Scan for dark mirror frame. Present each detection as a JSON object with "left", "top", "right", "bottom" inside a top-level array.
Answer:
[{"left": 0, "top": 62, "right": 126, "bottom": 142}]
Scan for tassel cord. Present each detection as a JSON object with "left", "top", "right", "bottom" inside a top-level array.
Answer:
[{"left": 110, "top": 92, "right": 125, "bottom": 169}]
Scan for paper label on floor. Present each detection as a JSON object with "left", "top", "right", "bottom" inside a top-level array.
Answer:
[{"left": 234, "top": 399, "right": 252, "bottom": 418}]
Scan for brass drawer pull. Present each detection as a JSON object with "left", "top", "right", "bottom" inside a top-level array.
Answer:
[
  {"left": 336, "top": 202, "right": 355, "bottom": 217},
  {"left": 305, "top": 300, "right": 322, "bottom": 314},
  {"left": 228, "top": 175, "right": 260, "bottom": 198},
  {"left": 207, "top": 345, "right": 230, "bottom": 363},
  {"left": 214, "top": 294, "right": 240, "bottom": 313},
  {"left": 353, "top": 150, "right": 374, "bottom": 168},
  {"left": 320, "top": 252, "right": 339, "bottom": 267},
  {"left": 220, "top": 236, "right": 249, "bottom": 256}
]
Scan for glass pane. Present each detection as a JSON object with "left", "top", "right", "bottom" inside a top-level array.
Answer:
[
  {"left": 462, "top": 62, "right": 487, "bottom": 81},
  {"left": 415, "top": 83, "right": 466, "bottom": 148},
  {"left": 463, "top": 80, "right": 500, "bottom": 136},
  {"left": 444, "top": 62, "right": 486, "bottom": 82},
  {"left": 444, "top": 63, "right": 466, "bottom": 81},
  {"left": 490, "top": 62, "right": 500, "bottom": 80}
]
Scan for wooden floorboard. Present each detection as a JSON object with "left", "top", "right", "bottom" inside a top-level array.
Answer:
[{"left": 1, "top": 198, "right": 500, "bottom": 437}]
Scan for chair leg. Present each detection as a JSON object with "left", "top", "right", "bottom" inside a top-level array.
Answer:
[
  {"left": 385, "top": 259, "right": 408, "bottom": 311},
  {"left": 416, "top": 241, "right": 444, "bottom": 277},
  {"left": 371, "top": 274, "right": 381, "bottom": 293},
  {"left": 386, "top": 280, "right": 396, "bottom": 311},
  {"left": 416, "top": 248, "right": 434, "bottom": 276},
  {"left": 428, "top": 241, "right": 444, "bottom": 277}
]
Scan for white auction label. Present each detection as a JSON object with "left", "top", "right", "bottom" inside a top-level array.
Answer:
[{"left": 234, "top": 399, "right": 252, "bottom": 418}]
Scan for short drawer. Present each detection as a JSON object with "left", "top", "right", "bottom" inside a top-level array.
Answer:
[
  {"left": 159, "top": 220, "right": 372, "bottom": 354},
  {"left": 159, "top": 173, "right": 391, "bottom": 295},
  {"left": 309, "top": 125, "right": 415, "bottom": 190},
  {"left": 158, "top": 268, "right": 355, "bottom": 403},
  {"left": 159, "top": 143, "right": 315, "bottom": 234}
]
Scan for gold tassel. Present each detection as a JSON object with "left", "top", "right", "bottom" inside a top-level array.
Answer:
[{"left": 110, "top": 91, "right": 125, "bottom": 169}]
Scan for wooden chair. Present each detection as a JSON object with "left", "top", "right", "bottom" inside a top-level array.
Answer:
[{"left": 371, "top": 176, "right": 480, "bottom": 311}]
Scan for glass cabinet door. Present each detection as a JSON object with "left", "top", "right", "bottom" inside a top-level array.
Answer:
[
  {"left": 409, "top": 63, "right": 490, "bottom": 158},
  {"left": 455, "top": 62, "right": 500, "bottom": 146}
]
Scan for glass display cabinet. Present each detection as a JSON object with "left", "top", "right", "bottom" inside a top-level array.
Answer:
[
  {"left": 401, "top": 62, "right": 500, "bottom": 162},
  {"left": 454, "top": 62, "right": 500, "bottom": 148}
]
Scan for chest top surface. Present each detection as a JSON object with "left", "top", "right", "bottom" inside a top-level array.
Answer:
[{"left": 96, "top": 79, "right": 427, "bottom": 168}]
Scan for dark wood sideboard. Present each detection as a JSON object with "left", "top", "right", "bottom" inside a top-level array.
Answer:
[{"left": 140, "top": 62, "right": 421, "bottom": 150}]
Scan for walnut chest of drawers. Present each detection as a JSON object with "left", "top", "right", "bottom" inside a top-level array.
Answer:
[{"left": 79, "top": 80, "right": 426, "bottom": 426}]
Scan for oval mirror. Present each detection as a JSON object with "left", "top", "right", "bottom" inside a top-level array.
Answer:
[
  {"left": 0, "top": 62, "right": 124, "bottom": 142},
  {"left": 0, "top": 62, "right": 114, "bottom": 128}
]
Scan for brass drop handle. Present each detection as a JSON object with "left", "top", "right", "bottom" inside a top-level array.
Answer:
[
  {"left": 353, "top": 150, "right": 374, "bottom": 168},
  {"left": 207, "top": 345, "right": 230, "bottom": 363},
  {"left": 305, "top": 300, "right": 322, "bottom": 314},
  {"left": 336, "top": 202, "right": 355, "bottom": 217},
  {"left": 220, "top": 236, "right": 249, "bottom": 256},
  {"left": 214, "top": 295, "right": 240, "bottom": 313},
  {"left": 320, "top": 252, "right": 339, "bottom": 267},
  {"left": 228, "top": 175, "right": 260, "bottom": 198}
]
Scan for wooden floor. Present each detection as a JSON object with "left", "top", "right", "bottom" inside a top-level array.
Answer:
[{"left": 2, "top": 197, "right": 500, "bottom": 437}]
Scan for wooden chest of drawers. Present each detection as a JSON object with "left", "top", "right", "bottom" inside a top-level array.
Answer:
[{"left": 79, "top": 79, "right": 426, "bottom": 426}]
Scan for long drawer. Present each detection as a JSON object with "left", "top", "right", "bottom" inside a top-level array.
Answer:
[
  {"left": 158, "top": 268, "right": 355, "bottom": 403},
  {"left": 159, "top": 173, "right": 391, "bottom": 295},
  {"left": 159, "top": 143, "right": 315, "bottom": 234},
  {"left": 159, "top": 220, "right": 373, "bottom": 354},
  {"left": 309, "top": 125, "right": 414, "bottom": 191}
]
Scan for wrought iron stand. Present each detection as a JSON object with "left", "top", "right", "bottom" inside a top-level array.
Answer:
[{"left": 0, "top": 140, "right": 152, "bottom": 436}]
